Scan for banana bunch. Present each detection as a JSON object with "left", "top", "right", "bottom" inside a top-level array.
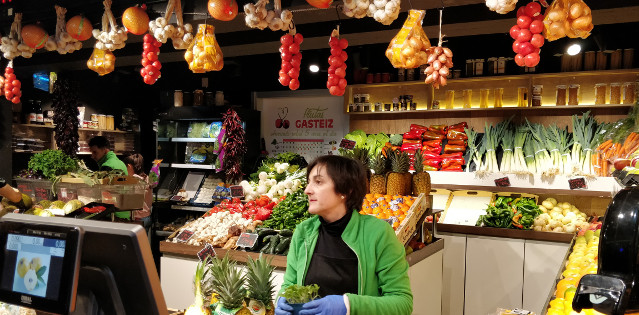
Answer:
[
  {"left": 0, "top": 13, "right": 35, "bottom": 59},
  {"left": 45, "top": 6, "right": 82, "bottom": 55},
  {"left": 149, "top": 0, "right": 193, "bottom": 49},
  {"left": 244, "top": 0, "right": 294, "bottom": 32},
  {"left": 92, "top": 0, "right": 127, "bottom": 51}
]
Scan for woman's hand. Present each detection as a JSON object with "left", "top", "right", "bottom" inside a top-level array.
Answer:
[
  {"left": 275, "top": 297, "right": 294, "bottom": 315},
  {"left": 299, "top": 295, "right": 346, "bottom": 315}
]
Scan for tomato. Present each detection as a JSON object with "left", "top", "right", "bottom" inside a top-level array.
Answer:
[
  {"left": 289, "top": 44, "right": 300, "bottom": 55},
  {"left": 144, "top": 33, "right": 154, "bottom": 43},
  {"left": 331, "top": 47, "right": 341, "bottom": 56},
  {"left": 11, "top": 87, "right": 20, "bottom": 95},
  {"left": 512, "top": 40, "right": 522, "bottom": 53},
  {"left": 335, "top": 67, "right": 346, "bottom": 78},
  {"left": 281, "top": 50, "right": 292, "bottom": 62},
  {"left": 529, "top": 20, "right": 544, "bottom": 34},
  {"left": 5, "top": 73, "right": 15, "bottom": 82},
  {"left": 11, "top": 96, "right": 20, "bottom": 104},
  {"left": 328, "top": 74, "right": 339, "bottom": 86},
  {"left": 291, "top": 53, "right": 302, "bottom": 64},
  {"left": 329, "top": 37, "right": 339, "bottom": 47},
  {"left": 516, "top": 6, "right": 526, "bottom": 17},
  {"left": 290, "top": 58, "right": 301, "bottom": 68},
  {"left": 154, "top": 40, "right": 162, "bottom": 48},
  {"left": 517, "top": 29, "right": 532, "bottom": 42},
  {"left": 510, "top": 25, "right": 521, "bottom": 40},
  {"left": 11, "top": 80, "right": 19, "bottom": 88},
  {"left": 534, "top": 13, "right": 545, "bottom": 21},
  {"left": 281, "top": 62, "right": 293, "bottom": 73},
  {"left": 141, "top": 58, "right": 150, "bottom": 67},
  {"left": 294, "top": 33, "right": 304, "bottom": 44},
  {"left": 338, "top": 78, "right": 347, "bottom": 89},
  {"left": 329, "top": 85, "right": 340, "bottom": 95},
  {"left": 524, "top": 53, "right": 540, "bottom": 67},
  {"left": 279, "top": 74, "right": 291, "bottom": 86},
  {"left": 289, "top": 78, "right": 300, "bottom": 90},
  {"left": 530, "top": 34, "right": 545, "bottom": 48},
  {"left": 517, "top": 15, "right": 532, "bottom": 29},
  {"left": 144, "top": 75, "right": 155, "bottom": 85},
  {"left": 339, "top": 38, "right": 348, "bottom": 49},
  {"left": 281, "top": 34, "right": 293, "bottom": 46},
  {"left": 340, "top": 50, "right": 348, "bottom": 62},
  {"left": 143, "top": 43, "right": 152, "bottom": 51},
  {"left": 514, "top": 53, "right": 525, "bottom": 67},
  {"left": 147, "top": 52, "right": 158, "bottom": 61},
  {"left": 326, "top": 81, "right": 332, "bottom": 89},
  {"left": 518, "top": 42, "right": 534, "bottom": 56},
  {"left": 152, "top": 61, "right": 162, "bottom": 70},
  {"left": 140, "top": 68, "right": 147, "bottom": 76},
  {"left": 328, "top": 66, "right": 335, "bottom": 74},
  {"left": 524, "top": 2, "right": 542, "bottom": 17},
  {"left": 145, "top": 65, "right": 158, "bottom": 76},
  {"left": 288, "top": 67, "right": 300, "bottom": 79},
  {"left": 5, "top": 91, "right": 13, "bottom": 99}
]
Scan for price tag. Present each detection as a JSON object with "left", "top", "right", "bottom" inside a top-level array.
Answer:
[
  {"left": 197, "top": 243, "right": 217, "bottom": 261},
  {"left": 236, "top": 233, "right": 259, "bottom": 248},
  {"left": 230, "top": 185, "right": 244, "bottom": 198},
  {"left": 568, "top": 177, "right": 587, "bottom": 190},
  {"left": 175, "top": 229, "right": 194, "bottom": 243},
  {"left": 494, "top": 176, "right": 511, "bottom": 187},
  {"left": 339, "top": 139, "right": 356, "bottom": 150},
  {"left": 170, "top": 195, "right": 183, "bottom": 202}
]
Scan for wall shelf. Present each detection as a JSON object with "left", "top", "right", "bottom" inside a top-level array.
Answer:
[
  {"left": 170, "top": 138, "right": 217, "bottom": 143},
  {"left": 347, "top": 104, "right": 633, "bottom": 115},
  {"left": 170, "top": 164, "right": 215, "bottom": 170}
]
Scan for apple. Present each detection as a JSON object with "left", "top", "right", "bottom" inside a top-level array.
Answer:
[{"left": 614, "top": 158, "right": 631, "bottom": 170}]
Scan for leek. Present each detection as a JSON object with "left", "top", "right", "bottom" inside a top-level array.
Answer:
[
  {"left": 523, "top": 134, "right": 537, "bottom": 174},
  {"left": 513, "top": 126, "right": 529, "bottom": 174},
  {"left": 465, "top": 128, "right": 481, "bottom": 172},
  {"left": 500, "top": 128, "right": 514, "bottom": 173},
  {"left": 526, "top": 121, "right": 553, "bottom": 176}
]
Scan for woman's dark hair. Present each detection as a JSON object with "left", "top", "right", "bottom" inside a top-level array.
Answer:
[
  {"left": 306, "top": 155, "right": 367, "bottom": 212},
  {"left": 123, "top": 153, "right": 145, "bottom": 176}
]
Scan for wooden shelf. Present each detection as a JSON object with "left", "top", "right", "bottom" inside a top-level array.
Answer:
[
  {"left": 159, "top": 242, "right": 289, "bottom": 268},
  {"left": 170, "top": 205, "right": 210, "bottom": 212},
  {"left": 14, "top": 124, "right": 135, "bottom": 134},
  {"left": 170, "top": 163, "right": 215, "bottom": 170},
  {"left": 170, "top": 138, "right": 217, "bottom": 143},
  {"left": 347, "top": 104, "right": 632, "bottom": 115},
  {"left": 431, "top": 223, "right": 574, "bottom": 243}
]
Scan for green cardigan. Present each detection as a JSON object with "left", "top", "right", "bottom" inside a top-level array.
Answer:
[
  {"left": 280, "top": 211, "right": 413, "bottom": 315},
  {"left": 98, "top": 151, "right": 128, "bottom": 175}
]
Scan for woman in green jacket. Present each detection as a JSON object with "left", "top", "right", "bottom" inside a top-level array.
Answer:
[{"left": 275, "top": 155, "right": 413, "bottom": 315}]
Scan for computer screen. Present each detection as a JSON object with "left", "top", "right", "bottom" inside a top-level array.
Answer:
[{"left": 0, "top": 214, "right": 168, "bottom": 315}]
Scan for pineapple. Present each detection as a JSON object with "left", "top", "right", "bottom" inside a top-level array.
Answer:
[
  {"left": 184, "top": 258, "right": 211, "bottom": 315},
  {"left": 387, "top": 150, "right": 412, "bottom": 196},
  {"left": 369, "top": 155, "right": 387, "bottom": 195},
  {"left": 412, "top": 150, "right": 432, "bottom": 196},
  {"left": 245, "top": 255, "right": 276, "bottom": 315},
  {"left": 210, "top": 256, "right": 250, "bottom": 315}
]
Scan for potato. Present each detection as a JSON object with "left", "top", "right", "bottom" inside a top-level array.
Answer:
[
  {"left": 542, "top": 200, "right": 554, "bottom": 209},
  {"left": 562, "top": 203, "right": 571, "bottom": 210},
  {"left": 546, "top": 198, "right": 558, "bottom": 206}
]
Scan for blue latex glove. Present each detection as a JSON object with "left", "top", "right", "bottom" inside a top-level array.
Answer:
[
  {"left": 275, "top": 297, "right": 293, "bottom": 315},
  {"left": 299, "top": 295, "right": 347, "bottom": 315}
]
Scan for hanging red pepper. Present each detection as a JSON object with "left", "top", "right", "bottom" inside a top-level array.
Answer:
[
  {"left": 428, "top": 124, "right": 447, "bottom": 134},
  {"left": 403, "top": 130, "right": 424, "bottom": 140},
  {"left": 444, "top": 144, "right": 467, "bottom": 154},
  {"left": 423, "top": 130, "right": 446, "bottom": 140},
  {"left": 423, "top": 146, "right": 442, "bottom": 155},
  {"left": 447, "top": 129, "right": 468, "bottom": 140},
  {"left": 448, "top": 122, "right": 468, "bottom": 130},
  {"left": 447, "top": 139, "right": 467, "bottom": 146},
  {"left": 442, "top": 157, "right": 465, "bottom": 168},
  {"left": 410, "top": 124, "right": 429, "bottom": 132}
]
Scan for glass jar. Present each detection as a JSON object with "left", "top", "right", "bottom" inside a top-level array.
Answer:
[
  {"left": 90, "top": 114, "right": 98, "bottom": 122},
  {"left": 494, "top": 88, "right": 504, "bottom": 108},
  {"left": 361, "top": 94, "right": 371, "bottom": 103},
  {"left": 596, "top": 51, "right": 607, "bottom": 70},
  {"left": 594, "top": 83, "right": 607, "bottom": 105},
  {"left": 397, "top": 69, "right": 405, "bottom": 82},
  {"left": 384, "top": 103, "right": 391, "bottom": 111},
  {"left": 374, "top": 73, "right": 382, "bottom": 83},
  {"left": 463, "top": 89, "right": 472, "bottom": 108},
  {"left": 610, "top": 49, "right": 622, "bottom": 70},
  {"left": 568, "top": 84, "right": 580, "bottom": 105},
  {"left": 98, "top": 114, "right": 107, "bottom": 130},
  {"left": 374, "top": 103, "right": 383, "bottom": 112},
  {"left": 106, "top": 115, "right": 114, "bottom": 130},
  {"left": 193, "top": 90, "right": 204, "bottom": 106},
  {"left": 486, "top": 58, "right": 498, "bottom": 76},
  {"left": 610, "top": 83, "right": 622, "bottom": 104},
  {"left": 406, "top": 69, "right": 415, "bottom": 81},
  {"left": 366, "top": 73, "right": 374, "bottom": 84},
  {"left": 432, "top": 100, "right": 440, "bottom": 109},
  {"left": 215, "top": 91, "right": 224, "bottom": 106},
  {"left": 174, "top": 90, "right": 183, "bottom": 107},
  {"left": 410, "top": 102, "right": 417, "bottom": 111},
  {"left": 623, "top": 49, "right": 635, "bottom": 69},
  {"left": 556, "top": 85, "right": 567, "bottom": 106},
  {"left": 205, "top": 91, "right": 215, "bottom": 106},
  {"left": 517, "top": 87, "right": 528, "bottom": 107},
  {"left": 363, "top": 103, "right": 371, "bottom": 112},
  {"left": 623, "top": 82, "right": 637, "bottom": 105},
  {"left": 475, "top": 59, "right": 484, "bottom": 76},
  {"left": 479, "top": 89, "right": 490, "bottom": 108},
  {"left": 532, "top": 85, "right": 543, "bottom": 107},
  {"left": 465, "top": 60, "right": 474, "bottom": 77},
  {"left": 382, "top": 73, "right": 390, "bottom": 83},
  {"left": 445, "top": 90, "right": 455, "bottom": 109}
]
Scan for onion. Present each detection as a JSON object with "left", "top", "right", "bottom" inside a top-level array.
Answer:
[
  {"left": 549, "top": 22, "right": 565, "bottom": 38},
  {"left": 443, "top": 48, "right": 453, "bottom": 58},
  {"left": 401, "top": 46, "right": 415, "bottom": 57},
  {"left": 445, "top": 59, "right": 453, "bottom": 68},
  {"left": 425, "top": 66, "right": 434, "bottom": 74},
  {"left": 572, "top": 15, "right": 592, "bottom": 30},
  {"left": 432, "top": 70, "right": 439, "bottom": 81},
  {"left": 405, "top": 57, "right": 417, "bottom": 68},
  {"left": 569, "top": 3, "right": 583, "bottom": 19},
  {"left": 424, "top": 74, "right": 434, "bottom": 84},
  {"left": 438, "top": 53, "right": 448, "bottom": 63},
  {"left": 433, "top": 60, "right": 441, "bottom": 71},
  {"left": 427, "top": 53, "right": 437, "bottom": 64},
  {"left": 547, "top": 9, "right": 564, "bottom": 22},
  {"left": 439, "top": 66, "right": 449, "bottom": 76},
  {"left": 439, "top": 75, "right": 447, "bottom": 86},
  {"left": 409, "top": 37, "right": 422, "bottom": 50},
  {"left": 434, "top": 47, "right": 443, "bottom": 55}
]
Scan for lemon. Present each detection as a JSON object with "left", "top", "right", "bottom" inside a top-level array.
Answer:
[
  {"left": 29, "top": 257, "right": 41, "bottom": 271},
  {"left": 16, "top": 258, "right": 28, "bottom": 278}
]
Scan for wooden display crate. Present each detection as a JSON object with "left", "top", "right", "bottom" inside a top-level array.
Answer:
[
  {"left": 396, "top": 193, "right": 430, "bottom": 245},
  {"left": 430, "top": 188, "right": 453, "bottom": 212}
]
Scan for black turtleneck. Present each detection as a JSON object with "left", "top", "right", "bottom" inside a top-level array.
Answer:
[{"left": 304, "top": 210, "right": 359, "bottom": 297}]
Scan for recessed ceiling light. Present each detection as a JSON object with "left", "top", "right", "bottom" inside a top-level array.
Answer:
[
  {"left": 567, "top": 44, "right": 581, "bottom": 56},
  {"left": 309, "top": 65, "right": 319, "bottom": 73}
]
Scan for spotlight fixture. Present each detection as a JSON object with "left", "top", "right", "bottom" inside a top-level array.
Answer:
[
  {"left": 567, "top": 44, "right": 581, "bottom": 56},
  {"left": 309, "top": 64, "right": 319, "bottom": 73}
]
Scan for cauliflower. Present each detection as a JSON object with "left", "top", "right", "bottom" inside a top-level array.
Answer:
[{"left": 258, "top": 172, "right": 268, "bottom": 181}]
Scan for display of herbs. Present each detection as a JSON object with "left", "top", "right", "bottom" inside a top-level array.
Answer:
[
  {"left": 221, "top": 109, "right": 247, "bottom": 184},
  {"left": 262, "top": 188, "right": 313, "bottom": 230},
  {"left": 51, "top": 79, "right": 80, "bottom": 158},
  {"left": 281, "top": 284, "right": 320, "bottom": 304},
  {"left": 476, "top": 196, "right": 541, "bottom": 230},
  {"left": 28, "top": 150, "right": 78, "bottom": 180}
]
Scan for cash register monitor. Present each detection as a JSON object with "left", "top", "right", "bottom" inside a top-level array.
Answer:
[{"left": 0, "top": 214, "right": 167, "bottom": 315}]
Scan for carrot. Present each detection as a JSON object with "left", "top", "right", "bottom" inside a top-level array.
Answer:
[{"left": 598, "top": 139, "right": 613, "bottom": 151}]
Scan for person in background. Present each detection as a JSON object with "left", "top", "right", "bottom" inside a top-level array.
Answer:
[
  {"left": 88, "top": 136, "right": 128, "bottom": 175},
  {"left": 275, "top": 155, "right": 413, "bottom": 315},
  {"left": 0, "top": 178, "right": 22, "bottom": 203},
  {"left": 122, "top": 153, "right": 155, "bottom": 232}
]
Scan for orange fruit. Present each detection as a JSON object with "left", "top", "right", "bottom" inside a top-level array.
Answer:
[
  {"left": 21, "top": 24, "right": 48, "bottom": 49},
  {"left": 66, "top": 15, "right": 93, "bottom": 41},
  {"left": 556, "top": 279, "right": 577, "bottom": 298},
  {"left": 122, "top": 6, "right": 150, "bottom": 35}
]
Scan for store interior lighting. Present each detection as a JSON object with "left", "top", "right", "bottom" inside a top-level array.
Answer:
[
  {"left": 309, "top": 64, "right": 319, "bottom": 73},
  {"left": 567, "top": 43, "right": 582, "bottom": 56}
]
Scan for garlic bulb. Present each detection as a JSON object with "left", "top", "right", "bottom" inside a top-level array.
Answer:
[{"left": 244, "top": 0, "right": 295, "bottom": 32}]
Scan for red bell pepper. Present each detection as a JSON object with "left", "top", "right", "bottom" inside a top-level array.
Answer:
[
  {"left": 447, "top": 139, "right": 468, "bottom": 146},
  {"left": 440, "top": 152, "right": 464, "bottom": 159},
  {"left": 424, "top": 165, "right": 439, "bottom": 171},
  {"left": 448, "top": 122, "right": 468, "bottom": 130},
  {"left": 444, "top": 144, "right": 467, "bottom": 154},
  {"left": 401, "top": 143, "right": 422, "bottom": 151},
  {"left": 441, "top": 157, "right": 465, "bottom": 168},
  {"left": 422, "top": 140, "right": 442, "bottom": 147},
  {"left": 441, "top": 165, "right": 463, "bottom": 171},
  {"left": 410, "top": 124, "right": 429, "bottom": 132},
  {"left": 423, "top": 159, "right": 442, "bottom": 168},
  {"left": 423, "top": 146, "right": 442, "bottom": 155},
  {"left": 447, "top": 129, "right": 468, "bottom": 140},
  {"left": 402, "top": 139, "right": 421, "bottom": 144},
  {"left": 428, "top": 124, "right": 447, "bottom": 134},
  {"left": 403, "top": 130, "right": 424, "bottom": 140},
  {"left": 423, "top": 130, "right": 446, "bottom": 140},
  {"left": 422, "top": 151, "right": 442, "bottom": 160}
]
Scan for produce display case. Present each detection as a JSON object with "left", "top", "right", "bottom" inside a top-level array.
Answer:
[
  {"left": 13, "top": 178, "right": 53, "bottom": 201},
  {"left": 55, "top": 176, "right": 148, "bottom": 211}
]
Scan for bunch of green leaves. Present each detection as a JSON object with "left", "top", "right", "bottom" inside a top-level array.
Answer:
[
  {"left": 476, "top": 196, "right": 514, "bottom": 228},
  {"left": 343, "top": 130, "right": 368, "bottom": 149},
  {"left": 262, "top": 188, "right": 313, "bottom": 230},
  {"left": 365, "top": 133, "right": 389, "bottom": 156},
  {"left": 281, "top": 284, "right": 320, "bottom": 304},
  {"left": 513, "top": 198, "right": 542, "bottom": 230},
  {"left": 28, "top": 150, "right": 78, "bottom": 180}
]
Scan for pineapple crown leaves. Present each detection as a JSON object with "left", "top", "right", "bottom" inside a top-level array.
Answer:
[
  {"left": 245, "top": 255, "right": 276, "bottom": 304},
  {"left": 390, "top": 149, "right": 410, "bottom": 173},
  {"left": 413, "top": 149, "right": 424, "bottom": 173},
  {"left": 209, "top": 255, "right": 247, "bottom": 310},
  {"left": 370, "top": 155, "right": 387, "bottom": 174}
]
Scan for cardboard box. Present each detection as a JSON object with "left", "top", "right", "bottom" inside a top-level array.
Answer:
[{"left": 396, "top": 193, "right": 430, "bottom": 245}]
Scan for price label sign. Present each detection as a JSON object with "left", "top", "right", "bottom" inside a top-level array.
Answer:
[
  {"left": 339, "top": 139, "right": 356, "bottom": 150},
  {"left": 230, "top": 185, "right": 244, "bottom": 198},
  {"left": 197, "top": 243, "right": 217, "bottom": 261},
  {"left": 568, "top": 177, "right": 588, "bottom": 190},
  {"left": 170, "top": 195, "right": 184, "bottom": 202},
  {"left": 236, "top": 233, "right": 259, "bottom": 248},
  {"left": 175, "top": 229, "right": 194, "bottom": 243},
  {"left": 494, "top": 176, "right": 511, "bottom": 187}
]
